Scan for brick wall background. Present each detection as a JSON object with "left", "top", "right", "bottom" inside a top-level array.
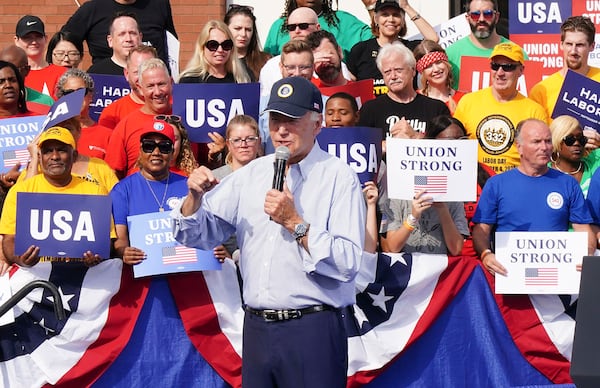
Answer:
[{"left": 0, "top": 0, "right": 226, "bottom": 71}]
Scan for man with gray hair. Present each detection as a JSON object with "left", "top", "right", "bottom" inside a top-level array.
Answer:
[
  {"left": 358, "top": 41, "right": 449, "bottom": 139},
  {"left": 173, "top": 76, "right": 365, "bottom": 387},
  {"left": 105, "top": 58, "right": 172, "bottom": 178}
]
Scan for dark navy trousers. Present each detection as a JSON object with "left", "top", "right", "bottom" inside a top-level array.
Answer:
[{"left": 241, "top": 308, "right": 348, "bottom": 388}]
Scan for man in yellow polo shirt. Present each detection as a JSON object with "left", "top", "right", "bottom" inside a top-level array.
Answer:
[
  {"left": 454, "top": 42, "right": 548, "bottom": 173},
  {"left": 0, "top": 127, "right": 113, "bottom": 267}
]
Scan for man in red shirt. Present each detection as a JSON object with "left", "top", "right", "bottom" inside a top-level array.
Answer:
[{"left": 105, "top": 58, "right": 172, "bottom": 178}]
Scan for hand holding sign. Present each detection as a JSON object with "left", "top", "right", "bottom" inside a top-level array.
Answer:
[{"left": 122, "top": 246, "right": 146, "bottom": 266}]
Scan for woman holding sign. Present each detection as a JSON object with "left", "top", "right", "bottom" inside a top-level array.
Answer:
[
  {"left": 178, "top": 20, "right": 251, "bottom": 168},
  {"left": 110, "top": 118, "right": 189, "bottom": 265},
  {"left": 380, "top": 115, "right": 469, "bottom": 255}
]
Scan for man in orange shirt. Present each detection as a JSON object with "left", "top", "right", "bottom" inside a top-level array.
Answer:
[{"left": 105, "top": 58, "right": 172, "bottom": 178}]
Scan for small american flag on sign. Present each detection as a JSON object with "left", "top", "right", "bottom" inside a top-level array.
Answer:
[
  {"left": 414, "top": 175, "right": 448, "bottom": 194},
  {"left": 525, "top": 267, "right": 559, "bottom": 286},
  {"left": 162, "top": 245, "right": 198, "bottom": 265},
  {"left": 3, "top": 149, "right": 29, "bottom": 167}
]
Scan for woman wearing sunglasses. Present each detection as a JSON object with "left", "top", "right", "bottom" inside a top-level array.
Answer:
[
  {"left": 178, "top": 20, "right": 250, "bottom": 84},
  {"left": 110, "top": 120, "right": 190, "bottom": 265},
  {"left": 550, "top": 115, "right": 600, "bottom": 197},
  {"left": 347, "top": 0, "right": 438, "bottom": 96},
  {"left": 224, "top": 4, "right": 271, "bottom": 82}
]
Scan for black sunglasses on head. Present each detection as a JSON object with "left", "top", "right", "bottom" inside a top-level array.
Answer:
[
  {"left": 141, "top": 139, "right": 174, "bottom": 154},
  {"left": 563, "top": 134, "right": 588, "bottom": 147},
  {"left": 285, "top": 23, "right": 315, "bottom": 32},
  {"left": 205, "top": 39, "right": 234, "bottom": 52}
]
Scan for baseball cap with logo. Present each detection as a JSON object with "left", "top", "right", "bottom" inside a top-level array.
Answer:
[
  {"left": 263, "top": 77, "right": 323, "bottom": 119},
  {"left": 38, "top": 126, "right": 77, "bottom": 149},
  {"left": 139, "top": 117, "right": 176, "bottom": 143},
  {"left": 374, "top": 0, "right": 401, "bottom": 12},
  {"left": 16, "top": 15, "right": 45, "bottom": 38},
  {"left": 490, "top": 42, "right": 525, "bottom": 64}
]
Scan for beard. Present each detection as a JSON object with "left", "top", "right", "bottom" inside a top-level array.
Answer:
[
  {"left": 316, "top": 63, "right": 341, "bottom": 84},
  {"left": 470, "top": 20, "right": 496, "bottom": 39}
]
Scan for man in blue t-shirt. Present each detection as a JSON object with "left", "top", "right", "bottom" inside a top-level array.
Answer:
[{"left": 472, "top": 119, "right": 595, "bottom": 276}]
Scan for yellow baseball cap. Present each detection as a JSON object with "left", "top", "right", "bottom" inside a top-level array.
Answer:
[
  {"left": 38, "top": 126, "right": 77, "bottom": 149},
  {"left": 490, "top": 42, "right": 525, "bottom": 64}
]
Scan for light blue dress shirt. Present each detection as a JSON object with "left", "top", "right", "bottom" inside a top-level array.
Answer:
[{"left": 172, "top": 144, "right": 365, "bottom": 309}]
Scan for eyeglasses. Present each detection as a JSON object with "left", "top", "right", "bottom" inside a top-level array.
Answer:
[
  {"left": 62, "top": 87, "right": 93, "bottom": 96},
  {"left": 53, "top": 51, "right": 81, "bottom": 60},
  {"left": 285, "top": 23, "right": 316, "bottom": 32},
  {"left": 228, "top": 136, "right": 259, "bottom": 147},
  {"left": 141, "top": 139, "right": 174, "bottom": 154},
  {"left": 563, "top": 134, "right": 588, "bottom": 146},
  {"left": 490, "top": 62, "right": 520, "bottom": 72},
  {"left": 228, "top": 4, "right": 254, "bottom": 12},
  {"left": 282, "top": 64, "right": 313, "bottom": 73},
  {"left": 155, "top": 114, "right": 182, "bottom": 124},
  {"left": 469, "top": 10, "right": 496, "bottom": 20},
  {"left": 205, "top": 39, "right": 234, "bottom": 52}
]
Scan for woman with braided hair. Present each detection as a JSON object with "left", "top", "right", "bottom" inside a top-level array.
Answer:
[{"left": 264, "top": 0, "right": 373, "bottom": 60}]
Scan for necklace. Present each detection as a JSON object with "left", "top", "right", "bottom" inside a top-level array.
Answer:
[
  {"left": 554, "top": 161, "right": 582, "bottom": 175},
  {"left": 144, "top": 173, "right": 170, "bottom": 211}
]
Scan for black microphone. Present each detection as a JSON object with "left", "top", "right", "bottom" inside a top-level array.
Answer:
[{"left": 272, "top": 146, "right": 290, "bottom": 191}]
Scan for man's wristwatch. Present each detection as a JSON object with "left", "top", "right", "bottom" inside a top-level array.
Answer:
[{"left": 292, "top": 222, "right": 310, "bottom": 243}]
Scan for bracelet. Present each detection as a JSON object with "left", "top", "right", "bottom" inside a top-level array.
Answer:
[
  {"left": 411, "top": 13, "right": 421, "bottom": 21},
  {"left": 403, "top": 220, "right": 415, "bottom": 231},
  {"left": 480, "top": 249, "right": 493, "bottom": 260},
  {"left": 366, "top": 4, "right": 376, "bottom": 11}
]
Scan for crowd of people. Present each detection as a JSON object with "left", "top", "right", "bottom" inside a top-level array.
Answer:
[{"left": 1, "top": 0, "right": 599, "bottom": 385}]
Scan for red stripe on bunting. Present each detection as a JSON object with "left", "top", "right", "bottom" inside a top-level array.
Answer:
[
  {"left": 168, "top": 272, "right": 243, "bottom": 388},
  {"left": 482, "top": 265, "right": 573, "bottom": 384},
  {"left": 49, "top": 265, "right": 150, "bottom": 387},
  {"left": 347, "top": 255, "right": 479, "bottom": 387}
]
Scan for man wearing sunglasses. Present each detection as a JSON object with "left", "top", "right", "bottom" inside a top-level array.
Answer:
[
  {"left": 454, "top": 42, "right": 548, "bottom": 173},
  {"left": 259, "top": 7, "right": 321, "bottom": 100},
  {"left": 106, "top": 58, "right": 173, "bottom": 179},
  {"left": 173, "top": 77, "right": 365, "bottom": 388},
  {"left": 446, "top": 0, "right": 524, "bottom": 89},
  {"left": 530, "top": 16, "right": 600, "bottom": 143}
]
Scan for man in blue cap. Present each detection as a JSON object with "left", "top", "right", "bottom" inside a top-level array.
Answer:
[{"left": 172, "top": 76, "right": 365, "bottom": 387}]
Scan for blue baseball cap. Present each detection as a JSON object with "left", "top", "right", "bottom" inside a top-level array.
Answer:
[{"left": 263, "top": 77, "right": 323, "bottom": 118}]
